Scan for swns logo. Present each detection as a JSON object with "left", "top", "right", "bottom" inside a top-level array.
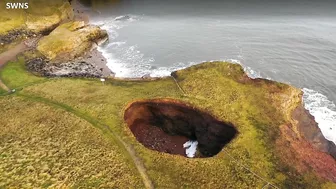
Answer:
[{"left": 6, "top": 2, "right": 29, "bottom": 9}]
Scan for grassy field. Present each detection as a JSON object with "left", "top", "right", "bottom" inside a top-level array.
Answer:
[
  {"left": 0, "top": 59, "right": 335, "bottom": 188},
  {"left": 0, "top": 96, "right": 144, "bottom": 188},
  {"left": 0, "top": 56, "right": 46, "bottom": 90}
]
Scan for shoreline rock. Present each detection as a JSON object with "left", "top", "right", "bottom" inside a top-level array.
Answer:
[
  {"left": 27, "top": 20, "right": 112, "bottom": 78},
  {"left": 26, "top": 56, "right": 106, "bottom": 78},
  {"left": 36, "top": 21, "right": 108, "bottom": 61},
  {"left": 0, "top": 30, "right": 36, "bottom": 45}
]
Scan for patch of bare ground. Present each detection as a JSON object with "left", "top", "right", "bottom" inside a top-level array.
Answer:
[{"left": 124, "top": 99, "right": 237, "bottom": 158}]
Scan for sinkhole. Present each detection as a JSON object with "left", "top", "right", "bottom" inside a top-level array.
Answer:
[{"left": 124, "top": 99, "right": 238, "bottom": 158}]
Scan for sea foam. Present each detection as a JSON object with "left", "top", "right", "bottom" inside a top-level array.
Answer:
[{"left": 303, "top": 88, "right": 336, "bottom": 144}]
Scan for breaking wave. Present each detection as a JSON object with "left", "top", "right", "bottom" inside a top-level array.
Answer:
[{"left": 303, "top": 88, "right": 336, "bottom": 144}]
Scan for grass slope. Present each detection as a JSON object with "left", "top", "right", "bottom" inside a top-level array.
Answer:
[{"left": 0, "top": 59, "right": 335, "bottom": 188}]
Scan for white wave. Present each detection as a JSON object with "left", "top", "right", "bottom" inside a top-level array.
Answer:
[
  {"left": 226, "top": 58, "right": 241, "bottom": 64},
  {"left": 243, "top": 66, "right": 262, "bottom": 79},
  {"left": 150, "top": 67, "right": 174, "bottom": 77},
  {"left": 108, "top": 41, "right": 126, "bottom": 48},
  {"left": 91, "top": 14, "right": 141, "bottom": 40},
  {"left": 302, "top": 88, "right": 336, "bottom": 144},
  {"left": 114, "top": 15, "right": 140, "bottom": 22},
  {"left": 101, "top": 44, "right": 155, "bottom": 77},
  {"left": 183, "top": 140, "right": 198, "bottom": 158},
  {"left": 98, "top": 46, "right": 131, "bottom": 76},
  {"left": 224, "top": 58, "right": 263, "bottom": 79},
  {"left": 114, "top": 15, "right": 130, "bottom": 21}
]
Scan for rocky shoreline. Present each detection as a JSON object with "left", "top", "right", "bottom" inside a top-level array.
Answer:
[
  {"left": 0, "top": 30, "right": 36, "bottom": 45},
  {"left": 0, "top": 0, "right": 113, "bottom": 79},
  {"left": 26, "top": 56, "right": 103, "bottom": 78}
]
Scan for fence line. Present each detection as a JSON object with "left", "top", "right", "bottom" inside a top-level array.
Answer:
[{"left": 171, "top": 76, "right": 186, "bottom": 95}]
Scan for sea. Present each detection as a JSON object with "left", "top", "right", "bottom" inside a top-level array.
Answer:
[{"left": 80, "top": 0, "right": 336, "bottom": 144}]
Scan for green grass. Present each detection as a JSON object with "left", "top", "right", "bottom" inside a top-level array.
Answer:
[
  {"left": 0, "top": 59, "right": 335, "bottom": 188},
  {"left": 0, "top": 56, "right": 46, "bottom": 89},
  {"left": 0, "top": 88, "right": 6, "bottom": 95},
  {"left": 0, "top": 96, "right": 144, "bottom": 188}
]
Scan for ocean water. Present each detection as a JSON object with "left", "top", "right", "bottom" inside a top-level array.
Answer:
[{"left": 84, "top": 0, "right": 336, "bottom": 144}]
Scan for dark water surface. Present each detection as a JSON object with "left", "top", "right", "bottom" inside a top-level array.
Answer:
[{"left": 82, "top": 0, "right": 336, "bottom": 143}]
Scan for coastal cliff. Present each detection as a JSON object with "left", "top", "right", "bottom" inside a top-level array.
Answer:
[{"left": 0, "top": 0, "right": 335, "bottom": 188}]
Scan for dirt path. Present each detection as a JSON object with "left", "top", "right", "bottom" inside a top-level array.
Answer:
[
  {"left": 0, "top": 79, "right": 10, "bottom": 92},
  {"left": 0, "top": 41, "right": 27, "bottom": 91},
  {"left": 0, "top": 41, "right": 28, "bottom": 68},
  {"left": 0, "top": 38, "right": 39, "bottom": 92},
  {"left": 103, "top": 125, "right": 155, "bottom": 189}
]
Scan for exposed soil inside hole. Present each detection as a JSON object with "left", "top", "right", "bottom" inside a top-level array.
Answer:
[{"left": 124, "top": 99, "right": 237, "bottom": 157}]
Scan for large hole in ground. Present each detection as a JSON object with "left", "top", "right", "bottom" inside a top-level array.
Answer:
[{"left": 124, "top": 99, "right": 237, "bottom": 158}]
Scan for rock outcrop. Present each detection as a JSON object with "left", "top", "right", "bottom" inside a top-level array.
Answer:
[
  {"left": 23, "top": 21, "right": 109, "bottom": 78},
  {"left": 26, "top": 57, "right": 103, "bottom": 78},
  {"left": 37, "top": 21, "right": 108, "bottom": 62}
]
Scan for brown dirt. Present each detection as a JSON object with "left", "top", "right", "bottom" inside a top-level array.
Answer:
[
  {"left": 130, "top": 121, "right": 189, "bottom": 156},
  {"left": 0, "top": 79, "right": 9, "bottom": 91},
  {"left": 0, "top": 41, "right": 27, "bottom": 69},
  {"left": 277, "top": 124, "right": 336, "bottom": 182},
  {"left": 275, "top": 103, "right": 336, "bottom": 182},
  {"left": 124, "top": 99, "right": 237, "bottom": 157},
  {"left": 0, "top": 40, "right": 31, "bottom": 92}
]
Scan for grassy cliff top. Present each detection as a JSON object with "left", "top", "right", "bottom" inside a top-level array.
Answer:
[{"left": 0, "top": 58, "right": 335, "bottom": 188}]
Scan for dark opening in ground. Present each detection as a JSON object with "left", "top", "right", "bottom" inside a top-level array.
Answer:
[{"left": 124, "top": 99, "right": 237, "bottom": 157}]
